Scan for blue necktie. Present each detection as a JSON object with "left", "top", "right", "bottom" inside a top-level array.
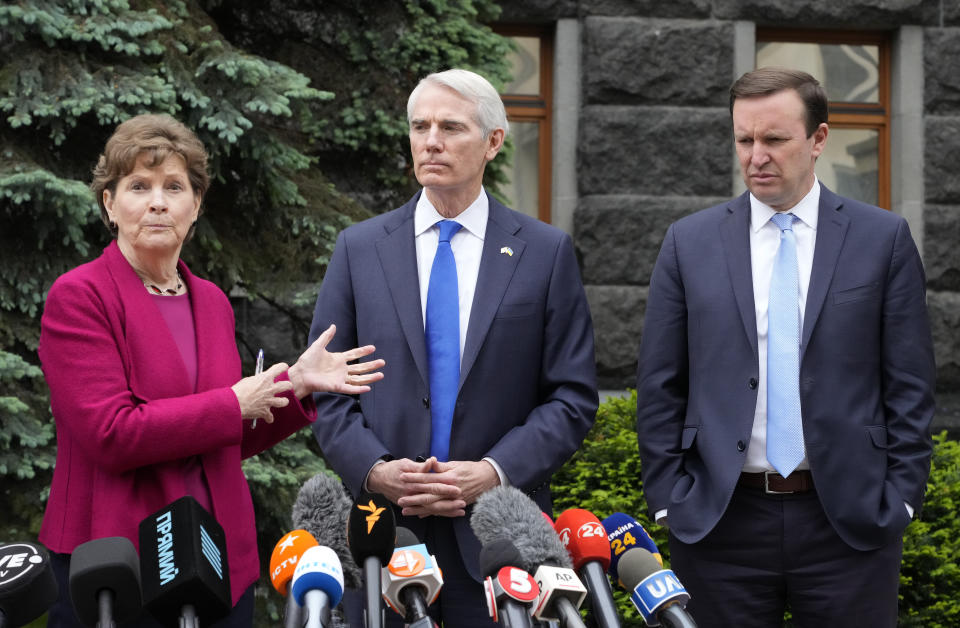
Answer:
[
  {"left": 767, "top": 212, "right": 804, "bottom": 477},
  {"left": 426, "top": 220, "right": 462, "bottom": 462}
]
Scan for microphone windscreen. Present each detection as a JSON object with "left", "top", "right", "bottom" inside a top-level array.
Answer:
[
  {"left": 269, "top": 530, "right": 318, "bottom": 596},
  {"left": 292, "top": 473, "right": 362, "bottom": 589},
  {"left": 478, "top": 539, "right": 525, "bottom": 578},
  {"left": 601, "top": 512, "right": 661, "bottom": 579},
  {"left": 347, "top": 492, "right": 396, "bottom": 566},
  {"left": 471, "top": 486, "right": 572, "bottom": 572},
  {"left": 617, "top": 548, "right": 665, "bottom": 591},
  {"left": 394, "top": 526, "right": 420, "bottom": 548},
  {"left": 69, "top": 536, "right": 142, "bottom": 626},
  {"left": 0, "top": 542, "right": 58, "bottom": 627},
  {"left": 554, "top": 508, "right": 611, "bottom": 571}
]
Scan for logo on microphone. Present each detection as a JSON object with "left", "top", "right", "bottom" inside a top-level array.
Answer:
[
  {"left": 277, "top": 532, "right": 299, "bottom": 553},
  {"left": 388, "top": 548, "right": 426, "bottom": 577},
  {"left": 577, "top": 521, "right": 605, "bottom": 539},
  {"left": 0, "top": 543, "right": 45, "bottom": 586},
  {"left": 630, "top": 569, "right": 690, "bottom": 623},
  {"left": 358, "top": 499, "right": 387, "bottom": 534},
  {"left": 497, "top": 566, "right": 539, "bottom": 603},
  {"left": 155, "top": 510, "right": 179, "bottom": 586}
]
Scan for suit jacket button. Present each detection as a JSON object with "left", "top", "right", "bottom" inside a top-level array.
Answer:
[
  {"left": 748, "top": 378, "right": 758, "bottom": 389},
  {"left": 422, "top": 397, "right": 430, "bottom": 409},
  {"left": 737, "top": 440, "right": 746, "bottom": 452}
]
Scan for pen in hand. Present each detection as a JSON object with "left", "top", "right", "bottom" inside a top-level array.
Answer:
[{"left": 252, "top": 348, "right": 264, "bottom": 429}]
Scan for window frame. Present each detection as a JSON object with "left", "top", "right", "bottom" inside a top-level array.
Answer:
[
  {"left": 756, "top": 28, "right": 891, "bottom": 209},
  {"left": 495, "top": 24, "right": 554, "bottom": 223}
]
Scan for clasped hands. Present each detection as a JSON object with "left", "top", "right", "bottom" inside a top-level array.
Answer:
[
  {"left": 232, "top": 324, "right": 384, "bottom": 424},
  {"left": 367, "top": 457, "right": 500, "bottom": 518}
]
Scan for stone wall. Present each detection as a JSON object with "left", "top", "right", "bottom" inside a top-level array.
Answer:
[
  {"left": 500, "top": 0, "right": 960, "bottom": 429},
  {"left": 238, "top": 1, "right": 960, "bottom": 431}
]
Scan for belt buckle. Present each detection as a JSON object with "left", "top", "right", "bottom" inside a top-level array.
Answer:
[{"left": 764, "top": 471, "right": 793, "bottom": 494}]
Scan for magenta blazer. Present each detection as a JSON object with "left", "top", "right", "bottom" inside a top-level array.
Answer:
[{"left": 38, "top": 240, "right": 316, "bottom": 605}]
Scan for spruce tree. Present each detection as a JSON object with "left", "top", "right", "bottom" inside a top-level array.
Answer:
[{"left": 1, "top": 0, "right": 510, "bottom": 621}]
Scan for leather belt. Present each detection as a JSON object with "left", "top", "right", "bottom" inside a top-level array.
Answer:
[{"left": 738, "top": 470, "right": 814, "bottom": 494}]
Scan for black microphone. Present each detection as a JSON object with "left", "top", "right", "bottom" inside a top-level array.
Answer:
[
  {"left": 617, "top": 548, "right": 697, "bottom": 628},
  {"left": 292, "top": 473, "right": 362, "bottom": 591},
  {"left": 69, "top": 536, "right": 141, "bottom": 627},
  {"left": 471, "top": 487, "right": 587, "bottom": 628},
  {"left": 347, "top": 492, "right": 396, "bottom": 628},
  {"left": 138, "top": 496, "right": 231, "bottom": 628},
  {"left": 479, "top": 539, "right": 537, "bottom": 628},
  {"left": 0, "top": 542, "right": 58, "bottom": 628},
  {"left": 381, "top": 527, "right": 442, "bottom": 627}
]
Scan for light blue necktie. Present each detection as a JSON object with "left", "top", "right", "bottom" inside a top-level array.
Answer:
[
  {"left": 426, "top": 220, "right": 462, "bottom": 462},
  {"left": 767, "top": 212, "right": 804, "bottom": 477}
]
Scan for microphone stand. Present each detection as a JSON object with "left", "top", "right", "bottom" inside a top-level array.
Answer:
[
  {"left": 363, "top": 556, "right": 384, "bottom": 628},
  {"left": 179, "top": 604, "right": 198, "bottom": 628},
  {"left": 97, "top": 590, "right": 115, "bottom": 628}
]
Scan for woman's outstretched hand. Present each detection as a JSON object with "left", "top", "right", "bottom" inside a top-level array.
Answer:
[{"left": 287, "top": 324, "right": 384, "bottom": 399}]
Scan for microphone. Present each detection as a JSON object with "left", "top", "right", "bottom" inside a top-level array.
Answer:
[
  {"left": 291, "top": 545, "right": 345, "bottom": 628},
  {"left": 554, "top": 509, "right": 621, "bottom": 628},
  {"left": 0, "top": 542, "right": 58, "bottom": 628},
  {"left": 270, "top": 530, "right": 319, "bottom": 628},
  {"left": 69, "top": 537, "right": 141, "bottom": 627},
  {"left": 381, "top": 527, "right": 443, "bottom": 626},
  {"left": 292, "top": 473, "right": 362, "bottom": 590},
  {"left": 138, "top": 496, "right": 231, "bottom": 628},
  {"left": 479, "top": 539, "right": 537, "bottom": 628},
  {"left": 347, "top": 492, "right": 396, "bottom": 628},
  {"left": 471, "top": 487, "right": 587, "bottom": 628},
  {"left": 617, "top": 549, "right": 697, "bottom": 628},
  {"left": 600, "top": 513, "right": 662, "bottom": 581}
]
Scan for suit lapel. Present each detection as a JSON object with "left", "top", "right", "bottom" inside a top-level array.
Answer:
[
  {"left": 375, "top": 196, "right": 430, "bottom": 385},
  {"left": 801, "top": 186, "right": 848, "bottom": 356},
  {"left": 459, "top": 196, "right": 525, "bottom": 390},
  {"left": 719, "top": 193, "right": 759, "bottom": 359}
]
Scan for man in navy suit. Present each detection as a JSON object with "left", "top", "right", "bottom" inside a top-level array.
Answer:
[
  {"left": 308, "top": 68, "right": 598, "bottom": 626},
  {"left": 637, "top": 67, "right": 935, "bottom": 627}
]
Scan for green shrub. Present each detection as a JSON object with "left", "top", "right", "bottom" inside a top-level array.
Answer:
[
  {"left": 900, "top": 432, "right": 960, "bottom": 627},
  {"left": 551, "top": 392, "right": 960, "bottom": 627}
]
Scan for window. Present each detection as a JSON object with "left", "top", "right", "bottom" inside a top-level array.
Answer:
[
  {"left": 497, "top": 26, "right": 553, "bottom": 222},
  {"left": 757, "top": 29, "right": 891, "bottom": 209}
]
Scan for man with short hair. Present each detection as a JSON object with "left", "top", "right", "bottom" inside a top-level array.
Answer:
[
  {"left": 637, "top": 67, "right": 935, "bottom": 627},
  {"left": 309, "top": 68, "right": 598, "bottom": 626}
]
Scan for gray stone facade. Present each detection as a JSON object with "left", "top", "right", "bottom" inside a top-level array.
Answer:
[
  {"left": 502, "top": 0, "right": 960, "bottom": 429},
  {"left": 241, "top": 1, "right": 960, "bottom": 432}
]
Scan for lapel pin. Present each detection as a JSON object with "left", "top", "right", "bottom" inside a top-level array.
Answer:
[{"left": 500, "top": 246, "right": 514, "bottom": 257}]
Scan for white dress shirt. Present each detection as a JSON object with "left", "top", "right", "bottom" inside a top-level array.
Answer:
[
  {"left": 743, "top": 179, "right": 819, "bottom": 473},
  {"left": 414, "top": 190, "right": 487, "bottom": 360},
  {"left": 411, "top": 189, "right": 508, "bottom": 485}
]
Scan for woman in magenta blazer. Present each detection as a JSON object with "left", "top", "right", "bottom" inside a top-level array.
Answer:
[{"left": 38, "top": 114, "right": 383, "bottom": 626}]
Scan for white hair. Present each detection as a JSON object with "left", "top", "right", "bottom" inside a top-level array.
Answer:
[{"left": 407, "top": 69, "right": 509, "bottom": 139}]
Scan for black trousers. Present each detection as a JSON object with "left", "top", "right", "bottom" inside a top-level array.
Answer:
[
  {"left": 667, "top": 485, "right": 903, "bottom": 628},
  {"left": 47, "top": 551, "right": 255, "bottom": 627}
]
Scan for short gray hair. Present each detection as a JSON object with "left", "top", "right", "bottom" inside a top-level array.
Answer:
[{"left": 407, "top": 69, "right": 509, "bottom": 139}]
